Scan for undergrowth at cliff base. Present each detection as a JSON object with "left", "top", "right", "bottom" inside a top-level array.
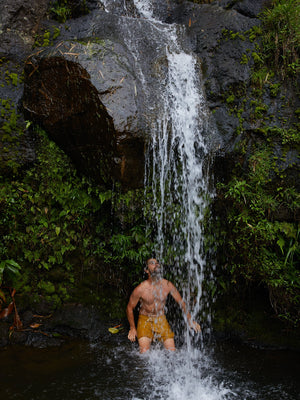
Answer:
[
  {"left": 213, "top": 140, "right": 299, "bottom": 328},
  {"left": 0, "top": 127, "right": 153, "bottom": 318}
]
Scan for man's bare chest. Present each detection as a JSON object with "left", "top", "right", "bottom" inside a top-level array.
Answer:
[{"left": 141, "top": 284, "right": 169, "bottom": 305}]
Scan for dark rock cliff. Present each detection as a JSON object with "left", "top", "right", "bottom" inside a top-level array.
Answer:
[{"left": 2, "top": 0, "right": 297, "bottom": 187}]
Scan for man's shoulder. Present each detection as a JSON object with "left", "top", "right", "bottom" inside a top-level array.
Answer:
[
  {"left": 130, "top": 281, "right": 146, "bottom": 299},
  {"left": 134, "top": 280, "right": 149, "bottom": 291},
  {"left": 162, "top": 279, "right": 175, "bottom": 289}
]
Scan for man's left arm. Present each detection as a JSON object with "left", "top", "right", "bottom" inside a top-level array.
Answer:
[
  {"left": 169, "top": 282, "right": 201, "bottom": 333},
  {"left": 126, "top": 286, "right": 141, "bottom": 342}
]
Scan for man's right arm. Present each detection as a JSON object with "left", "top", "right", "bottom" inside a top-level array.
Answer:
[{"left": 126, "top": 286, "right": 141, "bottom": 342}]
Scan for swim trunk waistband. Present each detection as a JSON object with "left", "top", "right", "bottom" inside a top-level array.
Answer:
[{"left": 136, "top": 314, "right": 174, "bottom": 342}]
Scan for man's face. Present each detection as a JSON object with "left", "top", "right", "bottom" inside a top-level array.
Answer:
[{"left": 146, "top": 259, "right": 161, "bottom": 278}]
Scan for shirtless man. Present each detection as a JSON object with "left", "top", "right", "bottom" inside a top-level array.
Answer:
[{"left": 126, "top": 258, "right": 201, "bottom": 353}]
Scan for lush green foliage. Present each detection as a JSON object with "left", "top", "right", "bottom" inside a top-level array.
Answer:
[
  {"left": 260, "top": 0, "right": 300, "bottom": 78},
  {"left": 216, "top": 142, "right": 299, "bottom": 326},
  {"left": 213, "top": 0, "right": 300, "bottom": 328},
  {"left": 0, "top": 127, "right": 152, "bottom": 312}
]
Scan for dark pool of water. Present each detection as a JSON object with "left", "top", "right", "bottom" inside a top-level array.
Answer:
[{"left": 0, "top": 337, "right": 299, "bottom": 400}]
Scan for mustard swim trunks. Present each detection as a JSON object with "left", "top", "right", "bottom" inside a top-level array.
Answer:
[{"left": 137, "top": 314, "right": 174, "bottom": 342}]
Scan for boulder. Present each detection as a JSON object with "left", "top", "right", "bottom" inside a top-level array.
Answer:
[{"left": 22, "top": 56, "right": 118, "bottom": 185}]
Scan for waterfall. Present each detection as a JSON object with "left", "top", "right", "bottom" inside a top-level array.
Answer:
[
  {"left": 148, "top": 48, "right": 212, "bottom": 346},
  {"left": 100, "top": 0, "right": 215, "bottom": 345},
  {"left": 133, "top": 0, "right": 214, "bottom": 347}
]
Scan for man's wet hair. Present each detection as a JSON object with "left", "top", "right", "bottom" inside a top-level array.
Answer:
[
  {"left": 145, "top": 256, "right": 156, "bottom": 264},
  {"left": 144, "top": 258, "right": 150, "bottom": 272}
]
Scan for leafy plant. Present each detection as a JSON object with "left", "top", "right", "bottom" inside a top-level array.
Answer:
[
  {"left": 50, "top": 0, "right": 72, "bottom": 23},
  {"left": 215, "top": 144, "right": 300, "bottom": 325},
  {"left": 0, "top": 260, "right": 21, "bottom": 286},
  {"left": 260, "top": 0, "right": 300, "bottom": 78},
  {"left": 50, "top": 0, "right": 89, "bottom": 23},
  {"left": 0, "top": 126, "right": 153, "bottom": 311}
]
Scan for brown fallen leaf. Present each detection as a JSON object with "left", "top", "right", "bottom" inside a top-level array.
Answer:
[
  {"left": 11, "top": 288, "right": 23, "bottom": 330},
  {"left": 0, "top": 301, "right": 14, "bottom": 319},
  {"left": 30, "top": 323, "right": 42, "bottom": 329},
  {"left": 32, "top": 314, "right": 52, "bottom": 319}
]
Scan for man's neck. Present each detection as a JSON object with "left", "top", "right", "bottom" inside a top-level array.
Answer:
[{"left": 149, "top": 276, "right": 162, "bottom": 284}]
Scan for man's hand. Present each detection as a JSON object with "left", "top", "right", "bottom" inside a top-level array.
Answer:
[
  {"left": 189, "top": 320, "right": 201, "bottom": 333},
  {"left": 128, "top": 328, "right": 137, "bottom": 342}
]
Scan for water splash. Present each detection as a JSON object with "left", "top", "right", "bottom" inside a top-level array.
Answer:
[{"left": 133, "top": 348, "right": 235, "bottom": 400}]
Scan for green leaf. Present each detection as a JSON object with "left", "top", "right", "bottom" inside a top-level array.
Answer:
[
  {"left": 25, "top": 120, "right": 32, "bottom": 129},
  {"left": 5, "top": 259, "right": 21, "bottom": 270},
  {"left": 0, "top": 260, "right": 21, "bottom": 285},
  {"left": 277, "top": 237, "right": 285, "bottom": 254}
]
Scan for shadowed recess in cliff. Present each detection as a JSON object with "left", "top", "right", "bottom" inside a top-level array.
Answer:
[{"left": 22, "top": 56, "right": 144, "bottom": 188}]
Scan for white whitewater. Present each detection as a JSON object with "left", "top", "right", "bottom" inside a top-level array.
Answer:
[
  {"left": 132, "top": 348, "right": 235, "bottom": 400},
  {"left": 100, "top": 0, "right": 232, "bottom": 398}
]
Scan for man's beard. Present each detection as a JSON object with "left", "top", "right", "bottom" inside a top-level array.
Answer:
[{"left": 150, "top": 268, "right": 163, "bottom": 280}]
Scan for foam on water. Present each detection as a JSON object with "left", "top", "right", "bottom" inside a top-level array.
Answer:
[{"left": 134, "top": 348, "right": 235, "bottom": 400}]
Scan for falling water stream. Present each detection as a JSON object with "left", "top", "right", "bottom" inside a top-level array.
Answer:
[
  {"left": 1, "top": 1, "right": 299, "bottom": 399},
  {"left": 130, "top": 0, "right": 215, "bottom": 352}
]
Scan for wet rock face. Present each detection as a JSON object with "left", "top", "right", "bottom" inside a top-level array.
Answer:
[
  {"left": 0, "top": 0, "right": 49, "bottom": 173},
  {"left": 218, "top": 0, "right": 272, "bottom": 18},
  {"left": 0, "top": 0, "right": 49, "bottom": 60},
  {"left": 22, "top": 47, "right": 146, "bottom": 187}
]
